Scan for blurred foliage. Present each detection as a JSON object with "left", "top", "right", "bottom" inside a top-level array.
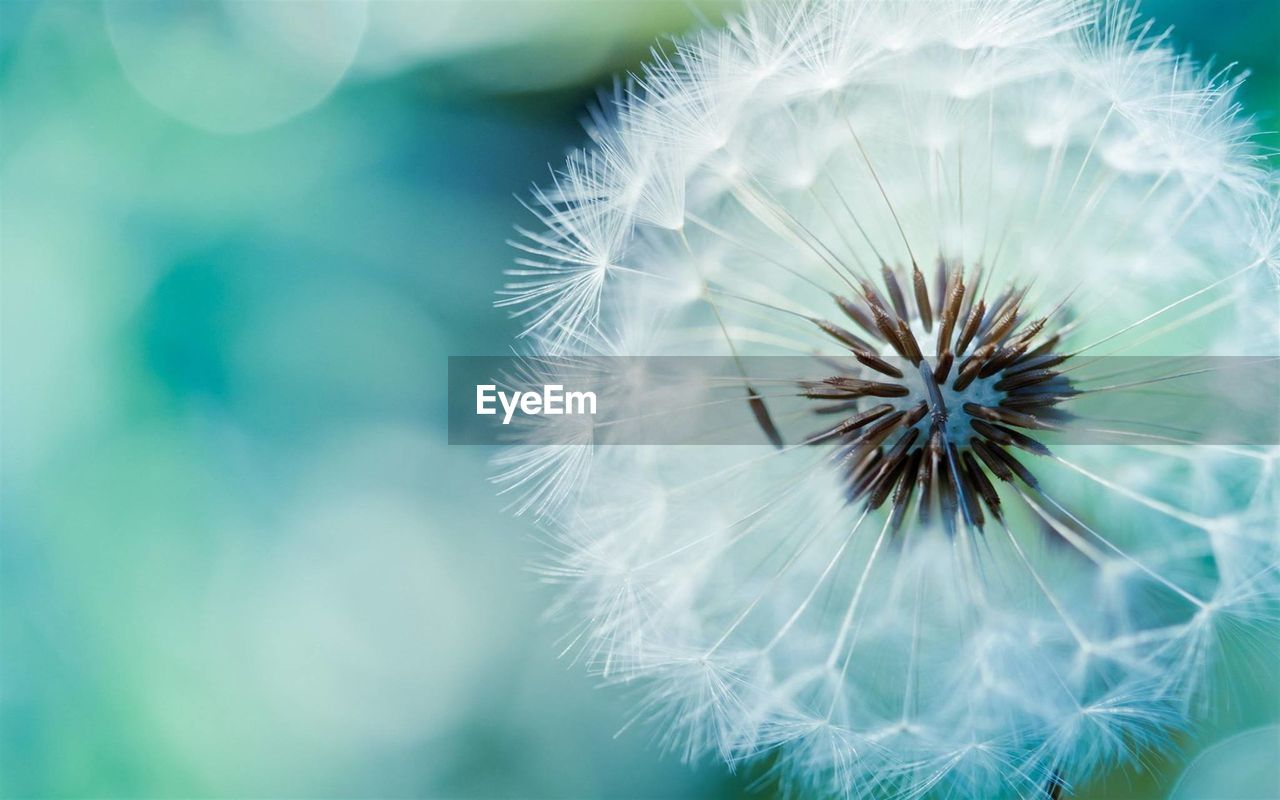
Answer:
[{"left": 0, "top": 1, "right": 1275, "bottom": 798}]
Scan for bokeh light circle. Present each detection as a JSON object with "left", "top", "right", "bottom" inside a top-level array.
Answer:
[
  {"left": 1170, "top": 726, "right": 1280, "bottom": 800},
  {"left": 105, "top": 0, "right": 367, "bottom": 134}
]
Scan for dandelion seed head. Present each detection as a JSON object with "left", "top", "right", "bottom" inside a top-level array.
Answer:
[{"left": 499, "top": 1, "right": 1280, "bottom": 796}]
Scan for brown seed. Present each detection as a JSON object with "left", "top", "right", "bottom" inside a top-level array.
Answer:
[
  {"left": 962, "top": 451, "right": 1002, "bottom": 521},
  {"left": 912, "top": 265, "right": 934, "bottom": 332},
  {"left": 853, "top": 348, "right": 905, "bottom": 378},
  {"left": 851, "top": 410, "right": 908, "bottom": 448},
  {"left": 1006, "top": 350, "right": 1069, "bottom": 376},
  {"left": 842, "top": 441, "right": 882, "bottom": 474},
  {"left": 933, "top": 350, "right": 955, "bottom": 383},
  {"left": 1000, "top": 392, "right": 1074, "bottom": 411},
  {"left": 1019, "top": 333, "right": 1064, "bottom": 363},
  {"left": 896, "top": 318, "right": 925, "bottom": 364},
  {"left": 882, "top": 264, "right": 909, "bottom": 320},
  {"left": 820, "top": 376, "right": 911, "bottom": 397},
  {"left": 809, "top": 403, "right": 895, "bottom": 444},
  {"left": 982, "top": 286, "right": 1026, "bottom": 333},
  {"left": 903, "top": 400, "right": 929, "bottom": 427},
  {"left": 1011, "top": 317, "right": 1048, "bottom": 347},
  {"left": 971, "top": 438, "right": 1013, "bottom": 482},
  {"left": 845, "top": 448, "right": 884, "bottom": 498},
  {"left": 867, "top": 454, "right": 909, "bottom": 509},
  {"left": 834, "top": 295, "right": 878, "bottom": 337},
  {"left": 866, "top": 429, "right": 920, "bottom": 509},
  {"left": 970, "top": 419, "right": 1051, "bottom": 456},
  {"left": 935, "top": 443, "right": 960, "bottom": 535},
  {"left": 952, "top": 343, "right": 996, "bottom": 391},
  {"left": 964, "top": 402, "right": 1056, "bottom": 430},
  {"left": 995, "top": 368, "right": 1059, "bottom": 392},
  {"left": 958, "top": 263, "right": 983, "bottom": 325},
  {"left": 978, "top": 340, "right": 1032, "bottom": 378},
  {"left": 813, "top": 318, "right": 873, "bottom": 352},
  {"left": 971, "top": 439, "right": 1039, "bottom": 488},
  {"left": 949, "top": 443, "right": 984, "bottom": 529},
  {"left": 867, "top": 298, "right": 912, "bottom": 360},
  {"left": 916, "top": 443, "right": 935, "bottom": 528},
  {"left": 954, "top": 298, "right": 985, "bottom": 357},
  {"left": 890, "top": 449, "right": 925, "bottom": 531},
  {"left": 747, "top": 387, "right": 783, "bottom": 448},
  {"left": 935, "top": 273, "right": 966, "bottom": 357},
  {"left": 980, "top": 301, "right": 1022, "bottom": 346}
]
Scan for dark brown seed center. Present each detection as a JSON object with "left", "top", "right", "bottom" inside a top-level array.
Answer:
[{"left": 805, "top": 257, "right": 1076, "bottom": 535}]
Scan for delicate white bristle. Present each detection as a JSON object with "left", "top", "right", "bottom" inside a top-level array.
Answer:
[{"left": 497, "top": 1, "right": 1280, "bottom": 797}]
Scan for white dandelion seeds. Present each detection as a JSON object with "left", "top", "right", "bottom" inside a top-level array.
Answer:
[{"left": 499, "top": 1, "right": 1280, "bottom": 797}]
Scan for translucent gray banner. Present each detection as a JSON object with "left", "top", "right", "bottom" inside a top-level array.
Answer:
[{"left": 447, "top": 356, "right": 1280, "bottom": 446}]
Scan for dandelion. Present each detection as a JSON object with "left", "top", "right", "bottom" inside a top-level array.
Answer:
[{"left": 499, "top": 1, "right": 1280, "bottom": 797}]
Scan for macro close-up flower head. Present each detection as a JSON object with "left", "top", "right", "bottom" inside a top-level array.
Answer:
[
  {"left": 499, "top": 1, "right": 1280, "bottom": 798},
  {"left": 6, "top": 0, "right": 1280, "bottom": 797}
]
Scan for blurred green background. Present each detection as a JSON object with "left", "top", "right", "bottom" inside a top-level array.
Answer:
[{"left": 1, "top": 2, "right": 1276, "bottom": 798}]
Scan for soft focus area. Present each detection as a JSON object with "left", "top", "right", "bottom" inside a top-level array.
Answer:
[{"left": 1, "top": 2, "right": 1276, "bottom": 798}]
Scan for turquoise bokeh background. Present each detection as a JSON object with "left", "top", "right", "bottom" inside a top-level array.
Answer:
[{"left": 2, "top": 2, "right": 1276, "bottom": 797}]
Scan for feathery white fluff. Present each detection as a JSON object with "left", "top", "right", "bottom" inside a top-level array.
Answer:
[{"left": 500, "top": 2, "right": 1279, "bottom": 797}]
